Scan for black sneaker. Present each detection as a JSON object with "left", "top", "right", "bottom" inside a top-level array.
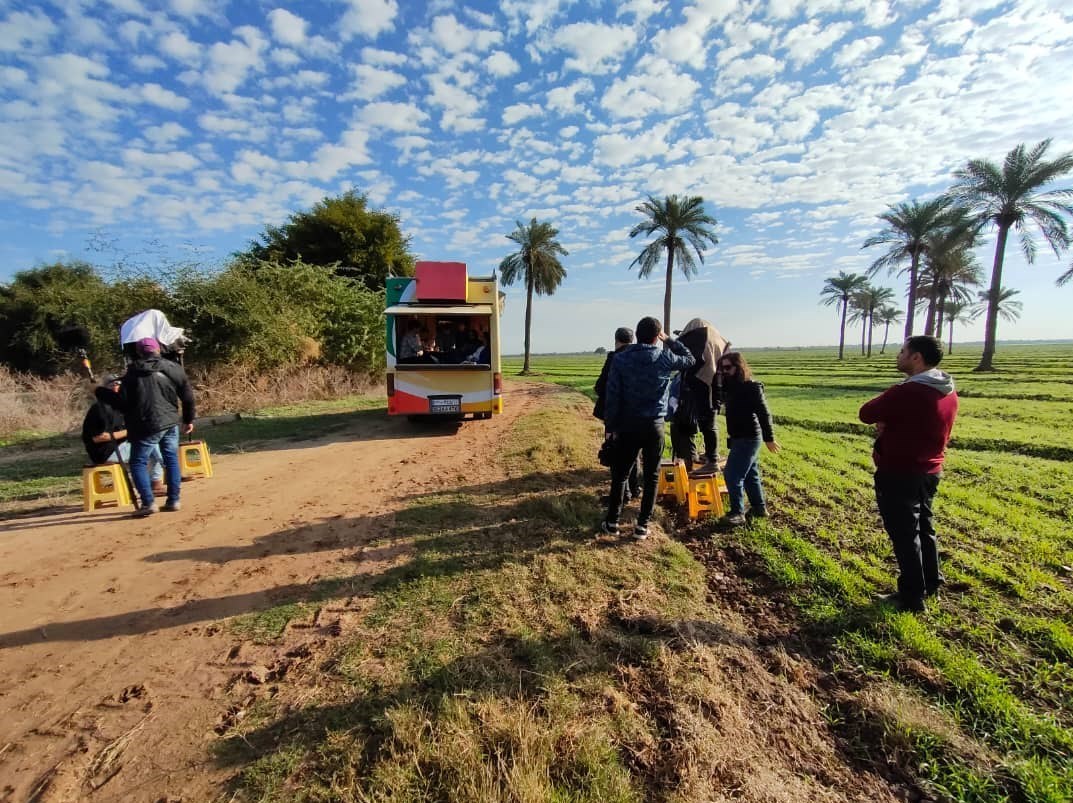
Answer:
[
  {"left": 746, "top": 508, "right": 767, "bottom": 520},
  {"left": 162, "top": 500, "right": 181, "bottom": 512},
  {"left": 876, "top": 592, "right": 926, "bottom": 613},
  {"left": 632, "top": 524, "right": 649, "bottom": 540},
  {"left": 133, "top": 503, "right": 158, "bottom": 518},
  {"left": 724, "top": 512, "right": 746, "bottom": 526},
  {"left": 599, "top": 520, "right": 620, "bottom": 535}
]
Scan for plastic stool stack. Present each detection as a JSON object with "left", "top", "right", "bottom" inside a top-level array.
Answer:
[
  {"left": 178, "top": 440, "right": 214, "bottom": 479},
  {"left": 82, "top": 463, "right": 133, "bottom": 512},
  {"left": 655, "top": 460, "right": 690, "bottom": 505}
]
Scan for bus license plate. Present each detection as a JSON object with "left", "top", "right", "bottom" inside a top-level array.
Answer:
[{"left": 429, "top": 397, "right": 461, "bottom": 414}]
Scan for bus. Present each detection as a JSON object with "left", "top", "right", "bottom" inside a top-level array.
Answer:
[{"left": 385, "top": 261, "right": 503, "bottom": 420}]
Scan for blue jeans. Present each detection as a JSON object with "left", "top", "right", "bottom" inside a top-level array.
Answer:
[
  {"left": 131, "top": 426, "right": 180, "bottom": 507},
  {"left": 111, "top": 441, "right": 163, "bottom": 482},
  {"left": 723, "top": 437, "right": 766, "bottom": 515}
]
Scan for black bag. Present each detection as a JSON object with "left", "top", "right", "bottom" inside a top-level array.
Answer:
[{"left": 598, "top": 437, "right": 617, "bottom": 467}]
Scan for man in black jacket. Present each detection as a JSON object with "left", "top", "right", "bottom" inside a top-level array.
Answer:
[
  {"left": 121, "top": 338, "right": 196, "bottom": 516},
  {"left": 81, "top": 374, "right": 164, "bottom": 494},
  {"left": 593, "top": 327, "right": 639, "bottom": 504}
]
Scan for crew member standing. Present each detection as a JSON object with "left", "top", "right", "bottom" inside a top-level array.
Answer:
[{"left": 859, "top": 335, "right": 959, "bottom": 612}]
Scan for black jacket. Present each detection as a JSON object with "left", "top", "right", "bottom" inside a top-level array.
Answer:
[
  {"left": 592, "top": 350, "right": 618, "bottom": 420},
  {"left": 81, "top": 387, "right": 125, "bottom": 464},
  {"left": 120, "top": 357, "right": 196, "bottom": 438},
  {"left": 723, "top": 380, "right": 775, "bottom": 442}
]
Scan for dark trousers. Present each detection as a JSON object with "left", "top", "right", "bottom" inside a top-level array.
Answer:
[
  {"left": 606, "top": 421, "right": 664, "bottom": 528},
  {"left": 697, "top": 408, "right": 718, "bottom": 462},
  {"left": 874, "top": 471, "right": 943, "bottom": 602}
]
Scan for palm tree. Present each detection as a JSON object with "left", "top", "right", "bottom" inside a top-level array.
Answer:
[
  {"left": 942, "top": 299, "right": 978, "bottom": 354},
  {"left": 975, "top": 286, "right": 1023, "bottom": 325},
  {"left": 948, "top": 140, "right": 1073, "bottom": 371},
  {"left": 1058, "top": 263, "right": 1073, "bottom": 286},
  {"left": 862, "top": 197, "right": 955, "bottom": 339},
  {"left": 875, "top": 305, "right": 903, "bottom": 353},
  {"left": 918, "top": 245, "right": 982, "bottom": 338},
  {"left": 819, "top": 271, "right": 868, "bottom": 359},
  {"left": 628, "top": 194, "right": 719, "bottom": 333},
  {"left": 499, "top": 218, "right": 568, "bottom": 375},
  {"left": 852, "top": 284, "right": 896, "bottom": 357}
]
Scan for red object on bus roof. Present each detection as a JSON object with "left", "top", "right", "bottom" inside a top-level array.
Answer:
[{"left": 415, "top": 261, "right": 468, "bottom": 301}]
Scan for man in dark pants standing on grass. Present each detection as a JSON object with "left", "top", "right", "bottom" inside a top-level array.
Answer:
[
  {"left": 602, "top": 316, "right": 695, "bottom": 540},
  {"left": 859, "top": 335, "right": 958, "bottom": 612}
]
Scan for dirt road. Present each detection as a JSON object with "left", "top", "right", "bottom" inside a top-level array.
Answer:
[{"left": 0, "top": 384, "right": 540, "bottom": 802}]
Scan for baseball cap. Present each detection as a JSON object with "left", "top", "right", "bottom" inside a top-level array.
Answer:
[
  {"left": 614, "top": 327, "right": 634, "bottom": 344},
  {"left": 136, "top": 337, "right": 160, "bottom": 355}
]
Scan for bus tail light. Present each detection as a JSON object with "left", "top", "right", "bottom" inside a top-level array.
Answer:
[
  {"left": 386, "top": 373, "right": 395, "bottom": 397},
  {"left": 493, "top": 372, "right": 502, "bottom": 394}
]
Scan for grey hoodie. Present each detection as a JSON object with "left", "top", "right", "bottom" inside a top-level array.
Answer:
[{"left": 906, "top": 368, "right": 956, "bottom": 396}]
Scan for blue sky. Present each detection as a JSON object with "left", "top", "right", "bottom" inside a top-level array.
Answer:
[{"left": 2, "top": 0, "right": 1072, "bottom": 354}]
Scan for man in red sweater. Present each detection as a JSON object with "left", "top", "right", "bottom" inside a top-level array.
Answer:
[{"left": 859, "top": 336, "right": 959, "bottom": 612}]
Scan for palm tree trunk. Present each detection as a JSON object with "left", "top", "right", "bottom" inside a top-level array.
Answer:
[
  {"left": 860, "top": 317, "right": 866, "bottom": 356},
  {"left": 866, "top": 308, "right": 874, "bottom": 357},
  {"left": 881, "top": 322, "right": 890, "bottom": 353},
  {"left": 663, "top": 247, "right": 674, "bottom": 334},
  {"left": 838, "top": 297, "right": 848, "bottom": 360},
  {"left": 948, "top": 317, "right": 954, "bottom": 354},
  {"left": 522, "top": 269, "right": 534, "bottom": 374},
  {"left": 976, "top": 225, "right": 1010, "bottom": 372},
  {"left": 904, "top": 250, "right": 919, "bottom": 339},
  {"left": 935, "top": 289, "right": 947, "bottom": 337},
  {"left": 924, "top": 288, "right": 938, "bottom": 337}
]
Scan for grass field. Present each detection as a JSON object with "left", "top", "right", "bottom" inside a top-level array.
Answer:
[{"left": 503, "top": 344, "right": 1073, "bottom": 802}]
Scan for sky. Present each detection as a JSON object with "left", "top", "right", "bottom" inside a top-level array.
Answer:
[{"left": 2, "top": 0, "right": 1073, "bottom": 354}]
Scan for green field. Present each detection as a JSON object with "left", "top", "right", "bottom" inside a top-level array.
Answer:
[{"left": 504, "top": 344, "right": 1073, "bottom": 802}]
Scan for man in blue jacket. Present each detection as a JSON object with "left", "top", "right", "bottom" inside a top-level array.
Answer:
[{"left": 602, "top": 316, "right": 695, "bottom": 539}]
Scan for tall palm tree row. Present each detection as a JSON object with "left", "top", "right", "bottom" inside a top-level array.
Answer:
[
  {"left": 947, "top": 139, "right": 1073, "bottom": 371},
  {"left": 916, "top": 243, "right": 982, "bottom": 338},
  {"left": 862, "top": 197, "right": 959, "bottom": 340},
  {"left": 498, "top": 218, "right": 568, "bottom": 375},
  {"left": 818, "top": 271, "right": 868, "bottom": 359},
  {"left": 628, "top": 194, "right": 719, "bottom": 334},
  {"left": 941, "top": 299, "right": 978, "bottom": 354},
  {"left": 852, "top": 284, "right": 896, "bottom": 357}
]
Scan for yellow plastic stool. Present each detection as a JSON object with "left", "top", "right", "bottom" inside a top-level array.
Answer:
[
  {"left": 82, "top": 463, "right": 133, "bottom": 512},
  {"left": 687, "top": 474, "right": 725, "bottom": 519},
  {"left": 178, "top": 440, "right": 214, "bottom": 479},
  {"left": 655, "top": 460, "right": 690, "bottom": 504}
]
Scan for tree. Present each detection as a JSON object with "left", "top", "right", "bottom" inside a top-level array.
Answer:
[
  {"left": 948, "top": 140, "right": 1073, "bottom": 371},
  {"left": 628, "top": 195, "right": 719, "bottom": 333},
  {"left": 819, "top": 271, "right": 868, "bottom": 360},
  {"left": 976, "top": 286, "right": 1023, "bottom": 325},
  {"left": 875, "top": 305, "right": 903, "bottom": 353},
  {"left": 941, "top": 299, "right": 977, "bottom": 354},
  {"left": 917, "top": 241, "right": 982, "bottom": 338},
  {"left": 862, "top": 197, "right": 955, "bottom": 340},
  {"left": 236, "top": 190, "right": 415, "bottom": 291},
  {"left": 498, "top": 218, "right": 568, "bottom": 375},
  {"left": 849, "top": 284, "right": 894, "bottom": 357}
]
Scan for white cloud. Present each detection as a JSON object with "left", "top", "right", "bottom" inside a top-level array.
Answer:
[
  {"left": 358, "top": 101, "right": 430, "bottom": 131},
  {"left": 430, "top": 14, "right": 503, "bottom": 53},
  {"left": 123, "top": 147, "right": 200, "bottom": 174},
  {"left": 546, "top": 78, "right": 594, "bottom": 114},
  {"left": 267, "top": 8, "right": 307, "bottom": 46},
  {"left": 594, "top": 123, "right": 686, "bottom": 168},
  {"left": 552, "top": 22, "right": 638, "bottom": 74},
  {"left": 143, "top": 122, "right": 189, "bottom": 147},
  {"left": 140, "top": 82, "right": 190, "bottom": 110},
  {"left": 160, "top": 31, "right": 201, "bottom": 63},
  {"left": 781, "top": 20, "right": 852, "bottom": 67},
  {"left": 347, "top": 63, "right": 406, "bottom": 100},
  {"left": 340, "top": 0, "right": 398, "bottom": 40},
  {"left": 0, "top": 10, "right": 56, "bottom": 53},
  {"left": 502, "top": 103, "right": 542, "bottom": 125},
  {"left": 602, "top": 56, "right": 700, "bottom": 119},
  {"left": 834, "top": 35, "right": 884, "bottom": 67},
  {"left": 486, "top": 51, "right": 521, "bottom": 77},
  {"left": 361, "top": 46, "right": 407, "bottom": 66},
  {"left": 204, "top": 26, "right": 267, "bottom": 94},
  {"left": 719, "top": 53, "right": 781, "bottom": 82}
]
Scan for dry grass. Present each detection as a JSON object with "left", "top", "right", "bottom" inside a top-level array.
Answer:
[
  {"left": 0, "top": 366, "right": 92, "bottom": 442},
  {"left": 0, "top": 363, "right": 379, "bottom": 442}
]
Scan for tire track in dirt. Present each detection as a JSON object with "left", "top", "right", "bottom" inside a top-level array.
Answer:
[{"left": 0, "top": 383, "right": 543, "bottom": 802}]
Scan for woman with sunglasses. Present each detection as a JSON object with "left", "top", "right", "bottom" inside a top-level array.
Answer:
[{"left": 717, "top": 352, "right": 781, "bottom": 525}]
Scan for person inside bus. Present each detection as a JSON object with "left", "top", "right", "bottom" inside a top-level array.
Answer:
[
  {"left": 462, "top": 331, "right": 490, "bottom": 365},
  {"left": 399, "top": 319, "right": 425, "bottom": 363}
]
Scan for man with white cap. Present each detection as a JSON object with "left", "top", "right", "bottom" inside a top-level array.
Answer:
[{"left": 120, "top": 337, "right": 196, "bottom": 516}]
